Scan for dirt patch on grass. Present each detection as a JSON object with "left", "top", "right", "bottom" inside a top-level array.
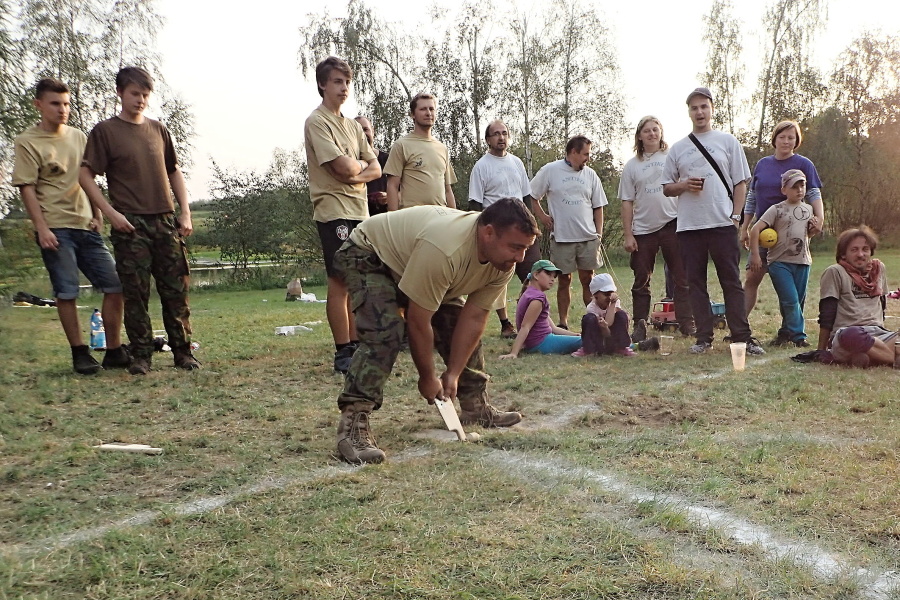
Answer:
[{"left": 593, "top": 395, "right": 706, "bottom": 430}]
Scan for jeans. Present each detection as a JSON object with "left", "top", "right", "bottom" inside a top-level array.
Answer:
[
  {"left": 677, "top": 225, "right": 752, "bottom": 344},
  {"left": 39, "top": 228, "right": 122, "bottom": 299},
  {"left": 530, "top": 333, "right": 583, "bottom": 355},
  {"left": 767, "top": 261, "right": 809, "bottom": 341},
  {"left": 580, "top": 310, "right": 631, "bottom": 355}
]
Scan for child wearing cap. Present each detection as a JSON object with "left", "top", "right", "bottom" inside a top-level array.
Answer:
[
  {"left": 499, "top": 260, "right": 582, "bottom": 359},
  {"left": 576, "top": 272, "right": 654, "bottom": 357},
  {"left": 748, "top": 169, "right": 814, "bottom": 347}
]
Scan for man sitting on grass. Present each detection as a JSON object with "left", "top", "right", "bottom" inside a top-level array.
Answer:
[{"left": 817, "top": 226, "right": 897, "bottom": 367}]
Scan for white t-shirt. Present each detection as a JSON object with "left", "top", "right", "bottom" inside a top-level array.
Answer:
[
  {"left": 618, "top": 151, "right": 678, "bottom": 235},
  {"left": 468, "top": 152, "right": 530, "bottom": 208},
  {"left": 662, "top": 130, "right": 751, "bottom": 232},
  {"left": 530, "top": 159, "right": 608, "bottom": 242}
]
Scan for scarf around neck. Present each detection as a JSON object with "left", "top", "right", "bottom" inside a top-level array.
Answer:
[{"left": 839, "top": 258, "right": 884, "bottom": 297}]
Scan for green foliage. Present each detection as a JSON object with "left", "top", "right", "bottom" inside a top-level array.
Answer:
[
  {"left": 205, "top": 151, "right": 321, "bottom": 282},
  {"left": 700, "top": 0, "right": 744, "bottom": 134}
]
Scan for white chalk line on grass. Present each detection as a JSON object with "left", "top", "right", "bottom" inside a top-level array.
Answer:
[{"left": 491, "top": 451, "right": 899, "bottom": 600}]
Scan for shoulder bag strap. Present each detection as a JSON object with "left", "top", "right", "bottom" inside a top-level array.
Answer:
[{"left": 688, "top": 133, "right": 733, "bottom": 201}]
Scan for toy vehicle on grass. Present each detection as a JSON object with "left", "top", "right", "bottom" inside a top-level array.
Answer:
[
  {"left": 650, "top": 301, "right": 678, "bottom": 332},
  {"left": 650, "top": 300, "right": 727, "bottom": 331},
  {"left": 710, "top": 301, "right": 727, "bottom": 329}
]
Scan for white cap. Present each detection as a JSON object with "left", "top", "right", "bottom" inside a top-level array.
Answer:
[{"left": 589, "top": 273, "right": 616, "bottom": 294}]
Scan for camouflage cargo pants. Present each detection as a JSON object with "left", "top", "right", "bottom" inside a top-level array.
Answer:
[
  {"left": 334, "top": 242, "right": 489, "bottom": 411},
  {"left": 110, "top": 213, "right": 192, "bottom": 359}
]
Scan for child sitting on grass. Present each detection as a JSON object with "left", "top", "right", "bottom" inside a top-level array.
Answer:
[
  {"left": 749, "top": 169, "right": 816, "bottom": 348},
  {"left": 500, "top": 260, "right": 582, "bottom": 359},
  {"left": 575, "top": 273, "right": 659, "bottom": 357}
]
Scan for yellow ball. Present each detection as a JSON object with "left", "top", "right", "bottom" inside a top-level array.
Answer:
[{"left": 759, "top": 228, "right": 778, "bottom": 249}]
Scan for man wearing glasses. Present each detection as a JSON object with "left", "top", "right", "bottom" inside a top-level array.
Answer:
[{"left": 468, "top": 119, "right": 540, "bottom": 338}]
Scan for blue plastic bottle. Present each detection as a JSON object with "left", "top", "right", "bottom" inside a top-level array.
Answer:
[{"left": 90, "top": 309, "right": 106, "bottom": 350}]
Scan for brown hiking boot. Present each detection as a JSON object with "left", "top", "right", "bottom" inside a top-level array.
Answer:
[
  {"left": 336, "top": 403, "right": 386, "bottom": 464},
  {"left": 500, "top": 322, "right": 517, "bottom": 339},
  {"left": 128, "top": 356, "right": 151, "bottom": 375},
  {"left": 459, "top": 402, "right": 522, "bottom": 428},
  {"left": 173, "top": 347, "right": 201, "bottom": 370}
]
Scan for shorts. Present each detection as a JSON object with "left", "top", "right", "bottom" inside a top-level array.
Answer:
[
  {"left": 317, "top": 219, "right": 362, "bottom": 277},
  {"left": 39, "top": 228, "right": 122, "bottom": 299},
  {"left": 745, "top": 246, "right": 768, "bottom": 271},
  {"left": 830, "top": 325, "right": 897, "bottom": 362},
  {"left": 549, "top": 237, "right": 603, "bottom": 274}
]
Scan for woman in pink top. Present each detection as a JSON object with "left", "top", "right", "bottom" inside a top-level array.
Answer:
[{"left": 500, "top": 260, "right": 581, "bottom": 358}]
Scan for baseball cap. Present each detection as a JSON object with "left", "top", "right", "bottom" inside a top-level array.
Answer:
[
  {"left": 686, "top": 86, "right": 713, "bottom": 105},
  {"left": 589, "top": 273, "right": 616, "bottom": 294},
  {"left": 531, "top": 259, "right": 561, "bottom": 274},
  {"left": 781, "top": 169, "right": 806, "bottom": 188}
]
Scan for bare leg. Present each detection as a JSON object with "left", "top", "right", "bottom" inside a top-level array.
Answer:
[
  {"left": 496, "top": 307, "right": 509, "bottom": 322},
  {"left": 56, "top": 299, "right": 83, "bottom": 346},
  {"left": 867, "top": 338, "right": 895, "bottom": 366},
  {"left": 578, "top": 269, "right": 593, "bottom": 307},
  {"left": 557, "top": 272, "right": 573, "bottom": 327},
  {"left": 346, "top": 292, "right": 357, "bottom": 341},
  {"left": 744, "top": 267, "right": 766, "bottom": 316},
  {"left": 101, "top": 292, "right": 124, "bottom": 349},
  {"left": 326, "top": 275, "right": 351, "bottom": 345}
]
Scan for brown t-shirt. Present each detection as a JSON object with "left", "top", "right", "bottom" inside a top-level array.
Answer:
[
  {"left": 819, "top": 263, "right": 887, "bottom": 330},
  {"left": 349, "top": 205, "right": 512, "bottom": 312},
  {"left": 82, "top": 116, "right": 178, "bottom": 214},
  {"left": 383, "top": 133, "right": 457, "bottom": 209}
]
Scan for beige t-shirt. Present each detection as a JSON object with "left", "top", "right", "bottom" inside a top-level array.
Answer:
[
  {"left": 12, "top": 125, "right": 92, "bottom": 230},
  {"left": 758, "top": 200, "right": 812, "bottom": 265},
  {"left": 82, "top": 117, "right": 178, "bottom": 215},
  {"left": 349, "top": 205, "right": 512, "bottom": 311},
  {"left": 820, "top": 263, "right": 886, "bottom": 330},
  {"left": 384, "top": 133, "right": 457, "bottom": 208},
  {"left": 304, "top": 106, "right": 375, "bottom": 223}
]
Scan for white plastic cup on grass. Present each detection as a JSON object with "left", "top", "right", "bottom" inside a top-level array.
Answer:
[
  {"left": 659, "top": 335, "right": 674, "bottom": 356},
  {"left": 730, "top": 342, "right": 747, "bottom": 371}
]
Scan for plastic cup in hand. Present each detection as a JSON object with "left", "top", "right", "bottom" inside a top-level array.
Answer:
[
  {"left": 730, "top": 342, "right": 746, "bottom": 371},
  {"left": 659, "top": 335, "right": 674, "bottom": 356}
]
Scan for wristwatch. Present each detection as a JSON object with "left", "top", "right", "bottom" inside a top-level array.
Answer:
[{"left": 730, "top": 214, "right": 741, "bottom": 221}]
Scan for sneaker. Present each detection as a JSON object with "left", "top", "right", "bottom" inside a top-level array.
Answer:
[
  {"left": 336, "top": 405, "right": 385, "bottom": 464},
  {"left": 769, "top": 334, "right": 792, "bottom": 347},
  {"left": 333, "top": 343, "right": 357, "bottom": 375},
  {"left": 500, "top": 322, "right": 518, "bottom": 339},
  {"left": 460, "top": 402, "right": 522, "bottom": 428},
  {"left": 631, "top": 319, "right": 647, "bottom": 343},
  {"left": 571, "top": 347, "right": 586, "bottom": 357},
  {"left": 557, "top": 322, "right": 569, "bottom": 330},
  {"left": 128, "top": 356, "right": 152, "bottom": 375},
  {"left": 72, "top": 345, "right": 101, "bottom": 375},
  {"left": 101, "top": 345, "right": 132, "bottom": 369},
  {"left": 793, "top": 339, "right": 811, "bottom": 348},
  {"left": 690, "top": 341, "right": 713, "bottom": 354},
  {"left": 615, "top": 347, "right": 637, "bottom": 357},
  {"left": 173, "top": 347, "right": 201, "bottom": 370},
  {"left": 637, "top": 337, "right": 660, "bottom": 352},
  {"left": 679, "top": 321, "right": 697, "bottom": 337},
  {"left": 745, "top": 337, "right": 766, "bottom": 355}
]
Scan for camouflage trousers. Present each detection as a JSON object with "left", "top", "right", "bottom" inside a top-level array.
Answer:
[
  {"left": 334, "top": 242, "right": 489, "bottom": 411},
  {"left": 110, "top": 213, "right": 192, "bottom": 359}
]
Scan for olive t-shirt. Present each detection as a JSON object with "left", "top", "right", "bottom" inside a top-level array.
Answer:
[
  {"left": 12, "top": 125, "right": 92, "bottom": 229},
  {"left": 348, "top": 205, "right": 512, "bottom": 311},
  {"left": 384, "top": 133, "right": 457, "bottom": 209},
  {"left": 819, "top": 264, "right": 886, "bottom": 331},
  {"left": 304, "top": 106, "right": 375, "bottom": 223},
  {"left": 82, "top": 116, "right": 178, "bottom": 214}
]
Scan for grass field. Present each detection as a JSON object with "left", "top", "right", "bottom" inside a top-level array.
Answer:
[{"left": 1, "top": 252, "right": 899, "bottom": 599}]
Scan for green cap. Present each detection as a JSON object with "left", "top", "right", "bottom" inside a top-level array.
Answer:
[{"left": 531, "top": 259, "right": 562, "bottom": 274}]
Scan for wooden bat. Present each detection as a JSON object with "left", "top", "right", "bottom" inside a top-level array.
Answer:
[
  {"left": 434, "top": 397, "right": 467, "bottom": 441},
  {"left": 93, "top": 443, "right": 163, "bottom": 455}
]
